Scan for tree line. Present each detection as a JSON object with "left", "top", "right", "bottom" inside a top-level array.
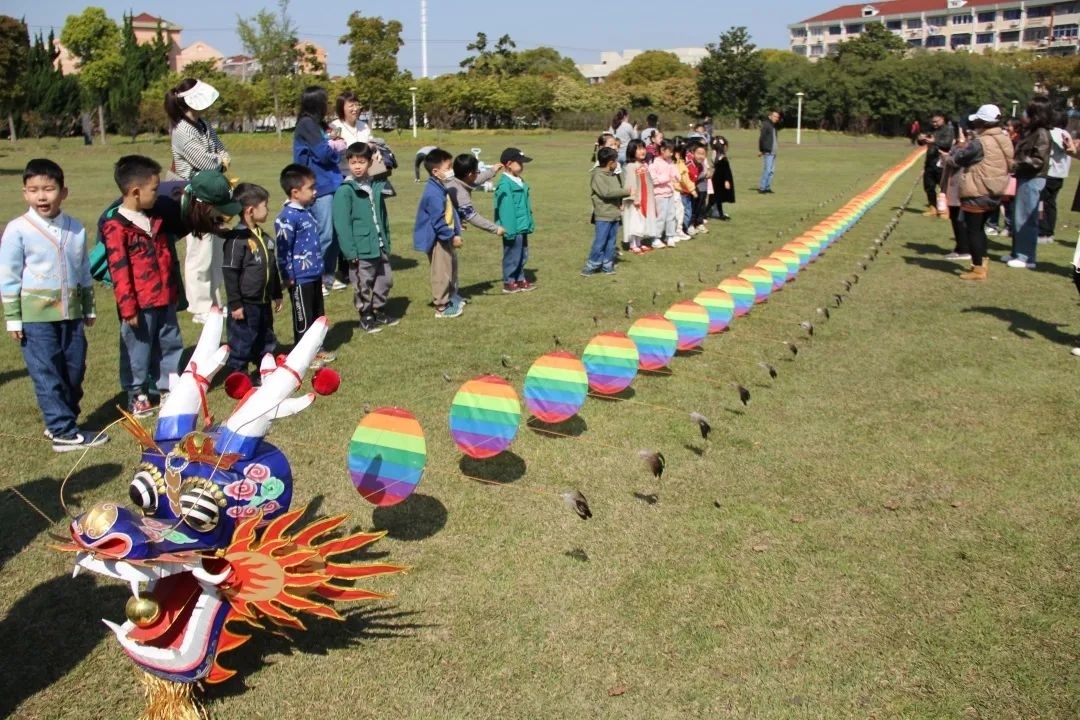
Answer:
[{"left": 0, "top": 12, "right": 1072, "bottom": 142}]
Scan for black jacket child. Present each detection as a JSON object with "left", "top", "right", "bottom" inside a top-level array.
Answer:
[{"left": 221, "top": 223, "right": 283, "bottom": 310}]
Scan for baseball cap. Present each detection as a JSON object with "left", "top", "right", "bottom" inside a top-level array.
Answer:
[
  {"left": 177, "top": 80, "right": 220, "bottom": 112},
  {"left": 189, "top": 170, "right": 241, "bottom": 216},
  {"left": 500, "top": 147, "right": 532, "bottom": 164},
  {"left": 969, "top": 104, "right": 1002, "bottom": 123}
]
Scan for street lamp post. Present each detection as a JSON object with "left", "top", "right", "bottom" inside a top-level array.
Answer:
[
  {"left": 410, "top": 86, "right": 418, "bottom": 139},
  {"left": 1011, "top": 99, "right": 1019, "bottom": 118},
  {"left": 796, "top": 92, "right": 805, "bottom": 145}
]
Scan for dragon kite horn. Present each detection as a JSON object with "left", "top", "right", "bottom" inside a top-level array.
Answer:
[
  {"left": 214, "top": 316, "right": 327, "bottom": 459},
  {"left": 156, "top": 308, "right": 229, "bottom": 441}
]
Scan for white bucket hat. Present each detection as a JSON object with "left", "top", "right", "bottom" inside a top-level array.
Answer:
[
  {"left": 969, "top": 104, "right": 1002, "bottom": 123},
  {"left": 178, "top": 80, "right": 220, "bottom": 111}
]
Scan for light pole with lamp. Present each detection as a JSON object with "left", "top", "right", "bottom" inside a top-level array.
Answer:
[
  {"left": 410, "top": 86, "right": 419, "bottom": 139},
  {"left": 1011, "top": 99, "right": 1019, "bottom": 118},
  {"left": 796, "top": 92, "right": 805, "bottom": 145}
]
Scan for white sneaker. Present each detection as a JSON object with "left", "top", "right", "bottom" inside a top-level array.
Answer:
[
  {"left": 985, "top": 227, "right": 1000, "bottom": 236},
  {"left": 1006, "top": 255, "right": 1035, "bottom": 269},
  {"left": 675, "top": 232, "right": 691, "bottom": 241},
  {"left": 331, "top": 279, "right": 349, "bottom": 291},
  {"left": 1071, "top": 346, "right": 1080, "bottom": 357},
  {"left": 944, "top": 252, "right": 971, "bottom": 261},
  {"left": 650, "top": 239, "right": 665, "bottom": 249},
  {"left": 190, "top": 313, "right": 207, "bottom": 325},
  {"left": 696, "top": 225, "right": 709, "bottom": 234},
  {"left": 321, "top": 285, "right": 330, "bottom": 297},
  {"left": 686, "top": 226, "right": 699, "bottom": 237},
  {"left": 665, "top": 239, "right": 678, "bottom": 248},
  {"left": 1037, "top": 236, "right": 1055, "bottom": 245}
]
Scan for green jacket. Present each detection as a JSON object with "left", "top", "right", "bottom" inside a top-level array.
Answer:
[
  {"left": 590, "top": 166, "right": 630, "bottom": 222},
  {"left": 493, "top": 174, "right": 535, "bottom": 237},
  {"left": 332, "top": 177, "right": 391, "bottom": 261}
]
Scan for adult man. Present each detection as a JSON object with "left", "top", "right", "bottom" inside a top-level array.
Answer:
[
  {"left": 918, "top": 112, "right": 955, "bottom": 217},
  {"left": 640, "top": 114, "right": 660, "bottom": 146},
  {"left": 758, "top": 110, "right": 781, "bottom": 194}
]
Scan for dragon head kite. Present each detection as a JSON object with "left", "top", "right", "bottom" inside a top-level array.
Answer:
[{"left": 60, "top": 310, "right": 403, "bottom": 685}]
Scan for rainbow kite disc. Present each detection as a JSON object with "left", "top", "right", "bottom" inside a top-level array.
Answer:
[
  {"left": 693, "top": 288, "right": 735, "bottom": 334},
  {"left": 582, "top": 332, "right": 639, "bottom": 395},
  {"left": 770, "top": 250, "right": 801, "bottom": 281},
  {"left": 783, "top": 242, "right": 813, "bottom": 267},
  {"left": 738, "top": 267, "right": 774, "bottom": 303},
  {"left": 718, "top": 277, "right": 755, "bottom": 317},
  {"left": 349, "top": 407, "right": 427, "bottom": 507},
  {"left": 664, "top": 301, "right": 710, "bottom": 351},
  {"left": 523, "top": 351, "right": 589, "bottom": 424},
  {"left": 449, "top": 375, "right": 521, "bottom": 459},
  {"left": 755, "top": 258, "right": 788, "bottom": 290},
  {"left": 628, "top": 314, "right": 678, "bottom": 370}
]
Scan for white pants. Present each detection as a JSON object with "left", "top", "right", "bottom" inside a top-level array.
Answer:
[
  {"left": 656, "top": 195, "right": 678, "bottom": 239},
  {"left": 673, "top": 197, "right": 685, "bottom": 232},
  {"left": 183, "top": 233, "right": 224, "bottom": 315}
]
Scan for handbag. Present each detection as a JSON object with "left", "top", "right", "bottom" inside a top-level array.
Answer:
[{"left": 1002, "top": 175, "right": 1017, "bottom": 200}]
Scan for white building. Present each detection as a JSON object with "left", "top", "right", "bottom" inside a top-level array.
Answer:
[{"left": 576, "top": 47, "right": 709, "bottom": 84}]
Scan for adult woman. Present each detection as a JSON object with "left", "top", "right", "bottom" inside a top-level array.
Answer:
[
  {"left": 293, "top": 86, "right": 346, "bottom": 293},
  {"left": 610, "top": 108, "right": 637, "bottom": 164},
  {"left": 953, "top": 104, "right": 1013, "bottom": 281},
  {"left": 165, "top": 78, "right": 229, "bottom": 323},
  {"left": 330, "top": 91, "right": 371, "bottom": 165},
  {"left": 1004, "top": 96, "right": 1053, "bottom": 269}
]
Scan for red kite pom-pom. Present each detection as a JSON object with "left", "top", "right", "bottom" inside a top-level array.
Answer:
[
  {"left": 312, "top": 367, "right": 340, "bottom": 396},
  {"left": 224, "top": 372, "right": 253, "bottom": 399}
]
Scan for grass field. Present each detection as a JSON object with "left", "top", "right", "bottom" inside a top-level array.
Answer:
[{"left": 0, "top": 129, "right": 1077, "bottom": 720}]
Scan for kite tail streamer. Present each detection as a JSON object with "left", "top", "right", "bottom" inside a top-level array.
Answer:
[{"left": 138, "top": 671, "right": 207, "bottom": 720}]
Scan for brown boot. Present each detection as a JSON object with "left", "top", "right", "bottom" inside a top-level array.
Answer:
[
  {"left": 959, "top": 260, "right": 987, "bottom": 281},
  {"left": 922, "top": 205, "right": 939, "bottom": 217}
]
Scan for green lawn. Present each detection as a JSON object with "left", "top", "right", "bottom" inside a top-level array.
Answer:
[{"left": 0, "top": 130, "right": 1077, "bottom": 720}]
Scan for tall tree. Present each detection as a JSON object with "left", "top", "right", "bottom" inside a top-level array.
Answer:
[
  {"left": 340, "top": 12, "right": 404, "bottom": 116},
  {"left": 834, "top": 22, "right": 907, "bottom": 62},
  {"left": 109, "top": 13, "right": 169, "bottom": 140},
  {"left": 60, "top": 7, "right": 122, "bottom": 144},
  {"left": 0, "top": 15, "right": 29, "bottom": 142},
  {"left": 18, "top": 31, "right": 80, "bottom": 139},
  {"left": 607, "top": 51, "right": 692, "bottom": 84},
  {"left": 459, "top": 32, "right": 518, "bottom": 77},
  {"left": 697, "top": 26, "right": 766, "bottom": 127},
  {"left": 237, "top": 0, "right": 298, "bottom": 139}
]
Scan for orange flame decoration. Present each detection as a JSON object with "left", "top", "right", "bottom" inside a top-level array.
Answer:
[{"left": 207, "top": 505, "right": 406, "bottom": 683}]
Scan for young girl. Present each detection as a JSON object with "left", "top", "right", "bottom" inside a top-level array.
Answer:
[
  {"left": 591, "top": 132, "right": 619, "bottom": 167},
  {"left": 711, "top": 136, "right": 735, "bottom": 220},
  {"left": 293, "top": 86, "right": 346, "bottom": 294},
  {"left": 622, "top": 139, "right": 658, "bottom": 253},
  {"left": 673, "top": 137, "right": 695, "bottom": 239},
  {"left": 649, "top": 140, "right": 680, "bottom": 247}
]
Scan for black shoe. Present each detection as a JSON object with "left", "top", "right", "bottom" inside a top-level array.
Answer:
[
  {"left": 375, "top": 311, "right": 400, "bottom": 327},
  {"left": 359, "top": 315, "right": 383, "bottom": 334}
]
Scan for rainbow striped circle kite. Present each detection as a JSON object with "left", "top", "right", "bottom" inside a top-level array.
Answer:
[
  {"left": 755, "top": 258, "right": 788, "bottom": 290},
  {"left": 770, "top": 250, "right": 801, "bottom": 281},
  {"left": 783, "top": 241, "right": 813, "bottom": 267},
  {"left": 718, "top": 277, "right": 756, "bottom": 317},
  {"left": 523, "top": 351, "right": 589, "bottom": 424},
  {"left": 693, "top": 288, "right": 735, "bottom": 334},
  {"left": 664, "top": 301, "right": 710, "bottom": 351},
  {"left": 349, "top": 407, "right": 427, "bottom": 507},
  {"left": 582, "top": 332, "right": 639, "bottom": 395},
  {"left": 449, "top": 375, "right": 522, "bottom": 459},
  {"left": 738, "top": 267, "right": 774, "bottom": 304},
  {"left": 628, "top": 314, "right": 678, "bottom": 370}
]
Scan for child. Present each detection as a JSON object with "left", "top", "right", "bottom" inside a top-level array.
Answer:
[
  {"left": 582, "top": 146, "right": 630, "bottom": 275},
  {"left": 446, "top": 153, "right": 505, "bottom": 303},
  {"left": 333, "top": 142, "right": 399, "bottom": 333},
  {"left": 622, "top": 139, "right": 659, "bottom": 253},
  {"left": 102, "top": 155, "right": 184, "bottom": 418},
  {"left": 413, "top": 148, "right": 464, "bottom": 318},
  {"left": 710, "top": 136, "right": 735, "bottom": 220},
  {"left": 494, "top": 148, "right": 537, "bottom": 292},
  {"left": 673, "top": 137, "right": 695, "bottom": 239},
  {"left": 649, "top": 140, "right": 681, "bottom": 248},
  {"left": 221, "top": 182, "right": 282, "bottom": 380},
  {"left": 1, "top": 159, "right": 108, "bottom": 451},
  {"left": 276, "top": 163, "right": 336, "bottom": 366},
  {"left": 686, "top": 141, "right": 710, "bottom": 235}
]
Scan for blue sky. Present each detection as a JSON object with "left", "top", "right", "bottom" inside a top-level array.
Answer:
[{"left": 10, "top": 0, "right": 821, "bottom": 76}]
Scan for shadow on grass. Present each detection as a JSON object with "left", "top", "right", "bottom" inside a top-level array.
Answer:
[
  {"left": 903, "top": 241, "right": 949, "bottom": 255},
  {"left": 459, "top": 451, "right": 526, "bottom": 485},
  {"left": 683, "top": 443, "right": 706, "bottom": 457},
  {"left": 962, "top": 306, "right": 1077, "bottom": 346},
  {"left": 388, "top": 253, "right": 419, "bottom": 272},
  {"left": 384, "top": 296, "right": 412, "bottom": 320},
  {"left": 371, "top": 493, "right": 448, "bottom": 541},
  {"left": 588, "top": 387, "right": 636, "bottom": 402},
  {"left": 0, "top": 367, "right": 28, "bottom": 389},
  {"left": 323, "top": 318, "right": 355, "bottom": 353},
  {"left": 457, "top": 279, "right": 497, "bottom": 299},
  {"left": 903, "top": 254, "right": 963, "bottom": 276},
  {"left": 1, "top": 463, "right": 122, "bottom": 572},
  {"left": 0, "top": 574, "right": 128, "bottom": 716},
  {"left": 632, "top": 491, "right": 659, "bottom": 505},
  {"left": 82, "top": 391, "right": 127, "bottom": 434},
  {"left": 527, "top": 415, "right": 587, "bottom": 439},
  {"left": 205, "top": 604, "right": 434, "bottom": 700}
]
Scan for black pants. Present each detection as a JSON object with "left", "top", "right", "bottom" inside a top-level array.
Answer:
[
  {"left": 949, "top": 206, "right": 967, "bottom": 253},
  {"left": 963, "top": 209, "right": 991, "bottom": 266},
  {"left": 690, "top": 192, "right": 709, "bottom": 227},
  {"left": 288, "top": 280, "right": 325, "bottom": 345},
  {"left": 924, "top": 164, "right": 942, "bottom": 207},
  {"left": 226, "top": 302, "right": 277, "bottom": 374},
  {"left": 1039, "top": 177, "right": 1064, "bottom": 238}
]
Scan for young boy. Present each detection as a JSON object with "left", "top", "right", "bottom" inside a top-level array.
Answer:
[
  {"left": 276, "top": 164, "right": 335, "bottom": 366},
  {"left": 445, "top": 153, "right": 504, "bottom": 303},
  {"left": 685, "top": 142, "right": 709, "bottom": 236},
  {"left": 493, "top": 148, "right": 536, "bottom": 293},
  {"left": 412, "top": 148, "right": 464, "bottom": 319},
  {"left": 582, "top": 147, "right": 630, "bottom": 275},
  {"left": 102, "top": 155, "right": 184, "bottom": 418},
  {"left": 333, "top": 142, "right": 398, "bottom": 333},
  {"left": 222, "top": 182, "right": 282, "bottom": 380},
  {"left": 1, "top": 159, "right": 109, "bottom": 451}
]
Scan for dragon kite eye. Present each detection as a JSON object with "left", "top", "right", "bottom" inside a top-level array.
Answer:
[
  {"left": 128, "top": 464, "right": 162, "bottom": 515},
  {"left": 165, "top": 452, "right": 190, "bottom": 474},
  {"left": 179, "top": 479, "right": 221, "bottom": 533}
]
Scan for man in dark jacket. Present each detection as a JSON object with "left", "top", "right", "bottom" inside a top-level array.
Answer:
[
  {"left": 918, "top": 111, "right": 955, "bottom": 216},
  {"left": 758, "top": 110, "right": 781, "bottom": 194}
]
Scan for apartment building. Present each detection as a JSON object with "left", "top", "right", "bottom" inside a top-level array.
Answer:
[
  {"left": 576, "top": 48, "right": 709, "bottom": 84},
  {"left": 790, "top": 0, "right": 1080, "bottom": 59}
]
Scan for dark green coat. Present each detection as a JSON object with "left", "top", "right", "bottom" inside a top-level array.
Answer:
[{"left": 332, "top": 177, "right": 391, "bottom": 261}]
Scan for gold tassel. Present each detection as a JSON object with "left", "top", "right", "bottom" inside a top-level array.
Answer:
[{"left": 137, "top": 670, "right": 208, "bottom": 720}]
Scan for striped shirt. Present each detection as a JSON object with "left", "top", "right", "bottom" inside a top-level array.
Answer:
[{"left": 170, "top": 118, "right": 226, "bottom": 179}]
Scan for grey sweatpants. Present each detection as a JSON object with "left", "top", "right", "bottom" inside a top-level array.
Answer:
[{"left": 349, "top": 249, "right": 393, "bottom": 316}]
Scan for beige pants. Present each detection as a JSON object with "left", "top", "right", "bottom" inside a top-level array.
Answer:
[
  {"left": 183, "top": 233, "right": 224, "bottom": 315},
  {"left": 428, "top": 240, "right": 455, "bottom": 308}
]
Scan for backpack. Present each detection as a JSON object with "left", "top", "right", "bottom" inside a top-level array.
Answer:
[{"left": 89, "top": 202, "right": 121, "bottom": 287}]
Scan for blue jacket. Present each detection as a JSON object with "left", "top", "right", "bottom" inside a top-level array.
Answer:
[
  {"left": 293, "top": 116, "right": 343, "bottom": 198},
  {"left": 274, "top": 203, "right": 324, "bottom": 284},
  {"left": 412, "top": 177, "right": 460, "bottom": 253}
]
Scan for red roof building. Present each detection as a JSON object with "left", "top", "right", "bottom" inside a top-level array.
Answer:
[{"left": 789, "top": 0, "right": 1080, "bottom": 59}]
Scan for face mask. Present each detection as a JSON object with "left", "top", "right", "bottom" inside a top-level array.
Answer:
[{"left": 440, "top": 169, "right": 455, "bottom": 182}]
